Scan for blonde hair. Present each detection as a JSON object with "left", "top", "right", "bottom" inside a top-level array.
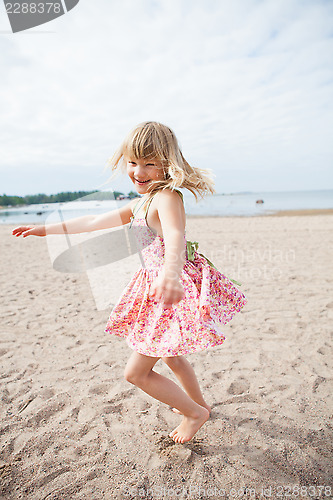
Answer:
[{"left": 104, "top": 121, "right": 216, "bottom": 205}]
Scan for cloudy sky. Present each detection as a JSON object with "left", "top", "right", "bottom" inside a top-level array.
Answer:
[{"left": 1, "top": 0, "right": 332, "bottom": 197}]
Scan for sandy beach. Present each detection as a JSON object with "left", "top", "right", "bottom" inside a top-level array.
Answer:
[{"left": 1, "top": 211, "right": 332, "bottom": 499}]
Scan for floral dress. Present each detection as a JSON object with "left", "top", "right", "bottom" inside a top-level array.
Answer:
[{"left": 104, "top": 190, "right": 248, "bottom": 357}]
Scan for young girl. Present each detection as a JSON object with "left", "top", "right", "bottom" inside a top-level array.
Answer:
[{"left": 12, "top": 121, "right": 247, "bottom": 444}]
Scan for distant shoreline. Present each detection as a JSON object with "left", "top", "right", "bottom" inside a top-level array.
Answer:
[
  {"left": 186, "top": 208, "right": 333, "bottom": 218},
  {"left": 2, "top": 208, "right": 333, "bottom": 227},
  {"left": 265, "top": 208, "right": 333, "bottom": 216}
]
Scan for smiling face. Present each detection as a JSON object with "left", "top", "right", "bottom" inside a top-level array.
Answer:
[{"left": 126, "top": 157, "right": 165, "bottom": 194}]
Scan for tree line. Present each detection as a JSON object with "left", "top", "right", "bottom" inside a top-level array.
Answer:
[{"left": 0, "top": 190, "right": 138, "bottom": 207}]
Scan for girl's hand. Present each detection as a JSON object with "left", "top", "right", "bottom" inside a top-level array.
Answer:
[
  {"left": 12, "top": 225, "right": 46, "bottom": 238},
  {"left": 149, "top": 267, "right": 184, "bottom": 309}
]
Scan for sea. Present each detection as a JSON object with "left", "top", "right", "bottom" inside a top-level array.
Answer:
[{"left": 1, "top": 189, "right": 332, "bottom": 225}]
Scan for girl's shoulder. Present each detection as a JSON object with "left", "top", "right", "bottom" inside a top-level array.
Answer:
[
  {"left": 155, "top": 188, "right": 186, "bottom": 218},
  {"left": 152, "top": 189, "right": 185, "bottom": 217},
  {"left": 152, "top": 188, "right": 186, "bottom": 233},
  {"left": 155, "top": 187, "right": 184, "bottom": 202}
]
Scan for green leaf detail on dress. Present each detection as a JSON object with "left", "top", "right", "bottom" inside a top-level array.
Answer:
[{"left": 186, "top": 239, "right": 242, "bottom": 286}]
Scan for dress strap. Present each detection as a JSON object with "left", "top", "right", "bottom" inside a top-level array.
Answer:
[
  {"left": 174, "top": 189, "right": 183, "bottom": 201},
  {"left": 143, "top": 193, "right": 156, "bottom": 216},
  {"left": 129, "top": 196, "right": 147, "bottom": 229},
  {"left": 132, "top": 197, "right": 144, "bottom": 214}
]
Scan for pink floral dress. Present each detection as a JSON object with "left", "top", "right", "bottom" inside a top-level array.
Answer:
[{"left": 104, "top": 191, "right": 247, "bottom": 357}]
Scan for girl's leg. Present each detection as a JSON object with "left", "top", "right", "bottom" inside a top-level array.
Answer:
[
  {"left": 124, "top": 351, "right": 209, "bottom": 443},
  {"left": 161, "top": 356, "right": 211, "bottom": 413}
]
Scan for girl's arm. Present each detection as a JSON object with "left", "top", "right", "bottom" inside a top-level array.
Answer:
[
  {"left": 158, "top": 190, "right": 186, "bottom": 279},
  {"left": 12, "top": 198, "right": 139, "bottom": 238},
  {"left": 149, "top": 189, "right": 186, "bottom": 307},
  {"left": 85, "top": 197, "right": 139, "bottom": 232}
]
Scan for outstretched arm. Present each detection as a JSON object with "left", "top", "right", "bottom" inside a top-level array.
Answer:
[{"left": 12, "top": 198, "right": 139, "bottom": 237}]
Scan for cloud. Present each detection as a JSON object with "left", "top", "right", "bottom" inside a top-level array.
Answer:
[{"left": 0, "top": 0, "right": 332, "bottom": 195}]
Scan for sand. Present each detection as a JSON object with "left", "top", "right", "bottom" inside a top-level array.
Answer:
[{"left": 1, "top": 211, "right": 332, "bottom": 499}]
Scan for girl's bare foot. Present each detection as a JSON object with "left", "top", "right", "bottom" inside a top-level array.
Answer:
[
  {"left": 171, "top": 403, "right": 211, "bottom": 415},
  {"left": 169, "top": 407, "right": 210, "bottom": 443}
]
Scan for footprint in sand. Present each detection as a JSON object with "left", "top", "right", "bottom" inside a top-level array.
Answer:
[
  {"left": 89, "top": 383, "right": 110, "bottom": 395},
  {"left": 26, "top": 394, "right": 68, "bottom": 426},
  {"left": 77, "top": 405, "right": 96, "bottom": 424},
  {"left": 227, "top": 378, "right": 250, "bottom": 395},
  {"left": 70, "top": 401, "right": 98, "bottom": 425}
]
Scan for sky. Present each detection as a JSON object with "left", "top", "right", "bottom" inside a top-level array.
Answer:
[{"left": 0, "top": 0, "right": 333, "bottom": 197}]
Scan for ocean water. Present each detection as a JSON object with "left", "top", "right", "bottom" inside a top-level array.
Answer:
[{"left": 1, "top": 189, "right": 332, "bottom": 225}]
